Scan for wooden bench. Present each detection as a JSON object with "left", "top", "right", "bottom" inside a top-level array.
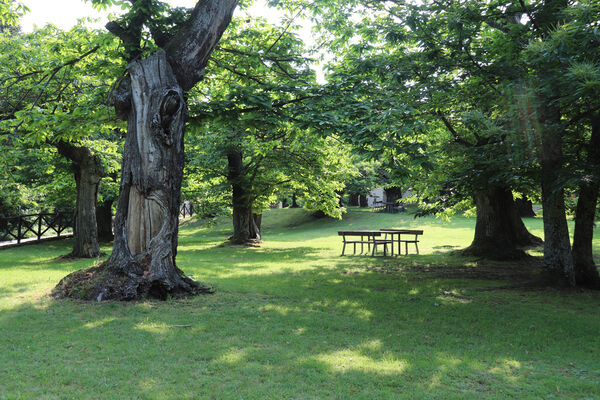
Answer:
[
  {"left": 380, "top": 229, "right": 423, "bottom": 255},
  {"left": 338, "top": 230, "right": 392, "bottom": 256}
]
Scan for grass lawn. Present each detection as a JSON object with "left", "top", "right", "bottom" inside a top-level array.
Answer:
[{"left": 1, "top": 207, "right": 599, "bottom": 399}]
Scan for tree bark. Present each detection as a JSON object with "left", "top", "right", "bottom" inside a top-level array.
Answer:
[
  {"left": 384, "top": 186, "right": 403, "bottom": 203},
  {"left": 228, "top": 150, "right": 261, "bottom": 244},
  {"left": 515, "top": 197, "right": 536, "bottom": 218},
  {"left": 250, "top": 213, "right": 262, "bottom": 241},
  {"left": 539, "top": 107, "right": 575, "bottom": 286},
  {"left": 572, "top": 117, "right": 600, "bottom": 288},
  {"left": 53, "top": 0, "right": 238, "bottom": 300},
  {"left": 291, "top": 192, "right": 299, "bottom": 208},
  {"left": 56, "top": 141, "right": 104, "bottom": 258},
  {"left": 359, "top": 194, "right": 368, "bottom": 207},
  {"left": 348, "top": 193, "right": 360, "bottom": 206},
  {"left": 463, "top": 186, "right": 542, "bottom": 260}
]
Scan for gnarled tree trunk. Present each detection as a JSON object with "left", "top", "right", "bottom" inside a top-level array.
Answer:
[
  {"left": 463, "top": 186, "right": 542, "bottom": 260},
  {"left": 56, "top": 141, "right": 104, "bottom": 258},
  {"left": 572, "top": 117, "right": 600, "bottom": 288},
  {"left": 53, "top": 0, "right": 238, "bottom": 301},
  {"left": 55, "top": 52, "right": 200, "bottom": 300}
]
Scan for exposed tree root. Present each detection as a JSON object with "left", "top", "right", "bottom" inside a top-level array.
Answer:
[
  {"left": 460, "top": 243, "right": 530, "bottom": 261},
  {"left": 53, "top": 252, "right": 107, "bottom": 262},
  {"left": 52, "top": 260, "right": 214, "bottom": 301}
]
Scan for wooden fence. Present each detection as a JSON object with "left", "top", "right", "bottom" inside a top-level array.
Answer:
[
  {"left": 1, "top": 201, "right": 194, "bottom": 248},
  {"left": 180, "top": 201, "right": 194, "bottom": 219},
  {"left": 0, "top": 211, "right": 73, "bottom": 244}
]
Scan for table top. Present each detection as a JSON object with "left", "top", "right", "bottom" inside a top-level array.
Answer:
[
  {"left": 338, "top": 230, "right": 382, "bottom": 235},
  {"left": 380, "top": 229, "right": 424, "bottom": 234}
]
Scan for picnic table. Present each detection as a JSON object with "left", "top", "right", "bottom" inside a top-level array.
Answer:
[
  {"left": 337, "top": 230, "right": 390, "bottom": 256},
  {"left": 338, "top": 229, "right": 423, "bottom": 256},
  {"left": 373, "top": 201, "right": 405, "bottom": 213},
  {"left": 380, "top": 229, "right": 423, "bottom": 255}
]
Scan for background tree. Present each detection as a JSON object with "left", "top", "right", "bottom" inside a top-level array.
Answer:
[
  {"left": 0, "top": 23, "right": 123, "bottom": 257},
  {"left": 187, "top": 16, "right": 350, "bottom": 244}
]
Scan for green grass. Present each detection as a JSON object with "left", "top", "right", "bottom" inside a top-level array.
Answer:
[{"left": 1, "top": 207, "right": 599, "bottom": 399}]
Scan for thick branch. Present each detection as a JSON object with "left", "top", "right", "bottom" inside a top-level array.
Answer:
[
  {"left": 189, "top": 95, "right": 315, "bottom": 123},
  {"left": 164, "top": 0, "right": 239, "bottom": 91},
  {"left": 438, "top": 113, "right": 473, "bottom": 147},
  {"left": 105, "top": 21, "right": 138, "bottom": 49}
]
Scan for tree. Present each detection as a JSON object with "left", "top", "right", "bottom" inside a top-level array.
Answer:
[
  {"left": 344, "top": 159, "right": 384, "bottom": 207},
  {"left": 186, "top": 16, "right": 349, "bottom": 244},
  {"left": 299, "top": 3, "right": 542, "bottom": 259},
  {"left": 0, "top": 0, "right": 28, "bottom": 28},
  {"left": 53, "top": 0, "right": 238, "bottom": 300},
  {"left": 528, "top": 2, "right": 600, "bottom": 287},
  {"left": 0, "top": 24, "right": 123, "bottom": 257},
  {"left": 295, "top": 0, "right": 599, "bottom": 284}
]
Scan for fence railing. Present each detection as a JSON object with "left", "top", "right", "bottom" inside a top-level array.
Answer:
[
  {"left": 0, "top": 211, "right": 74, "bottom": 244},
  {"left": 1, "top": 201, "right": 194, "bottom": 247},
  {"left": 180, "top": 202, "right": 194, "bottom": 219}
]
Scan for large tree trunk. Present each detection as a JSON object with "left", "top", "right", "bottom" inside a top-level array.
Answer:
[
  {"left": 348, "top": 193, "right": 360, "bottom": 206},
  {"left": 228, "top": 151, "right": 261, "bottom": 244},
  {"left": 291, "top": 193, "right": 299, "bottom": 208},
  {"left": 56, "top": 142, "right": 104, "bottom": 258},
  {"left": 539, "top": 108, "right": 575, "bottom": 286},
  {"left": 572, "top": 117, "right": 600, "bottom": 288},
  {"left": 232, "top": 206, "right": 251, "bottom": 243},
  {"left": 53, "top": 0, "right": 238, "bottom": 300},
  {"left": 384, "top": 186, "right": 403, "bottom": 203},
  {"left": 463, "top": 186, "right": 542, "bottom": 260},
  {"left": 359, "top": 194, "right": 368, "bottom": 207}
]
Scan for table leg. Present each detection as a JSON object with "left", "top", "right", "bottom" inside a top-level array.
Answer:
[{"left": 371, "top": 235, "right": 376, "bottom": 256}]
